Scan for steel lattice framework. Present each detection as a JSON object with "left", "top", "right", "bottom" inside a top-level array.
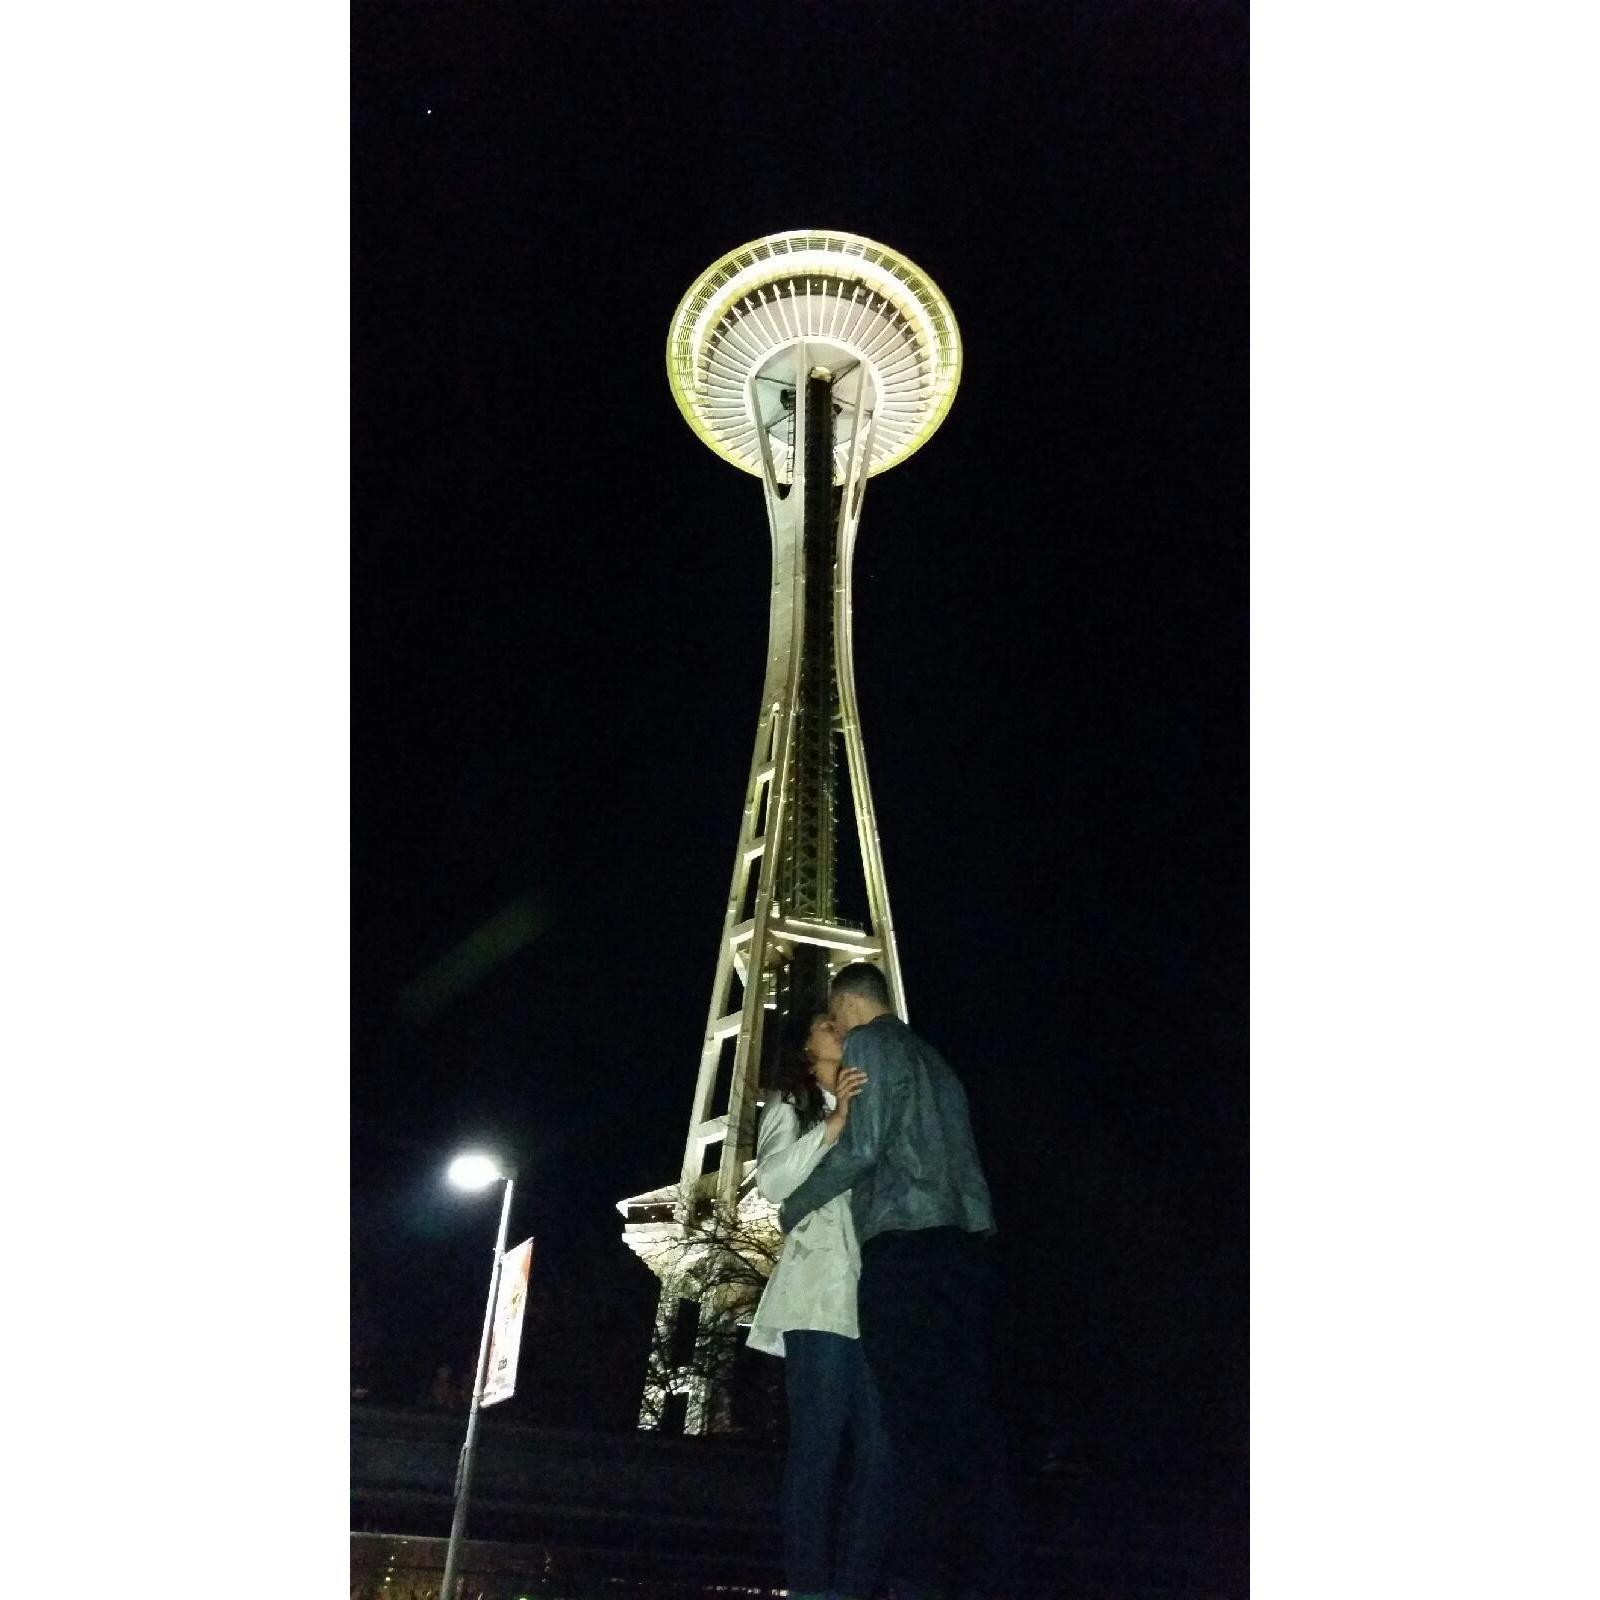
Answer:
[{"left": 617, "top": 231, "right": 962, "bottom": 1433}]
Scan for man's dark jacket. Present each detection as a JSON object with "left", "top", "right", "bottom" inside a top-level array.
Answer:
[{"left": 778, "top": 1013, "right": 996, "bottom": 1242}]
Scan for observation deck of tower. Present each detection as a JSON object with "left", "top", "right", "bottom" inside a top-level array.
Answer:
[
  {"left": 667, "top": 230, "right": 961, "bottom": 482},
  {"left": 618, "top": 231, "right": 962, "bottom": 1434}
]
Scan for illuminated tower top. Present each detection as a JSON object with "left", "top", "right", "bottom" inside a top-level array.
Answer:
[{"left": 666, "top": 229, "right": 963, "bottom": 483}]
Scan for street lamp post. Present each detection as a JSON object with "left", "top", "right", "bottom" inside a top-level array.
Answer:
[{"left": 439, "top": 1153, "right": 514, "bottom": 1600}]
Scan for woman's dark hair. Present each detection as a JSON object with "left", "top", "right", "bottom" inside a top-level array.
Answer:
[{"left": 770, "top": 1013, "right": 829, "bottom": 1129}]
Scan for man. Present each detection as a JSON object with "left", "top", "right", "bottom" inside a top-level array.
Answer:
[{"left": 779, "top": 962, "right": 1021, "bottom": 1599}]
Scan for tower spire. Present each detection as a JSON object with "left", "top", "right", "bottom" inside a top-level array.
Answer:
[{"left": 617, "top": 231, "right": 962, "bottom": 1433}]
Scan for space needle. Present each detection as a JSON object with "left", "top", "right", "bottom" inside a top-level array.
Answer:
[{"left": 618, "top": 231, "right": 962, "bottom": 1432}]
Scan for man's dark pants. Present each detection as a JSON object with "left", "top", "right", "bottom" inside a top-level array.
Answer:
[{"left": 856, "top": 1227, "right": 1023, "bottom": 1599}]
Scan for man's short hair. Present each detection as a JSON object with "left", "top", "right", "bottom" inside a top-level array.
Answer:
[{"left": 831, "top": 961, "right": 892, "bottom": 1010}]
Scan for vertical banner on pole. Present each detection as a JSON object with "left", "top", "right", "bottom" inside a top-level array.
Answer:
[{"left": 480, "top": 1237, "right": 534, "bottom": 1408}]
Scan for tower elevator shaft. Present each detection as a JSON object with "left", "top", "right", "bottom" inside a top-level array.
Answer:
[{"left": 774, "top": 372, "right": 844, "bottom": 1033}]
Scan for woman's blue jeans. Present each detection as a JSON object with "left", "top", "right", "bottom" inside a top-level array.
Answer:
[{"left": 782, "top": 1330, "right": 894, "bottom": 1600}]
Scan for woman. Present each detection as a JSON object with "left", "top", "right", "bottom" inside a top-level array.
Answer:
[{"left": 748, "top": 1013, "right": 893, "bottom": 1600}]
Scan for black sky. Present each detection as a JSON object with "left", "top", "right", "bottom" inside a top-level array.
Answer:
[{"left": 353, "top": 0, "right": 1247, "bottom": 1473}]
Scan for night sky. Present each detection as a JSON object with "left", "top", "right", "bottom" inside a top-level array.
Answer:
[{"left": 353, "top": 0, "right": 1247, "bottom": 1477}]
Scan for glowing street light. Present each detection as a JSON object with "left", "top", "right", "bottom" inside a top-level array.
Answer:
[
  {"left": 447, "top": 1152, "right": 503, "bottom": 1192},
  {"left": 439, "top": 1150, "right": 515, "bottom": 1600}
]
